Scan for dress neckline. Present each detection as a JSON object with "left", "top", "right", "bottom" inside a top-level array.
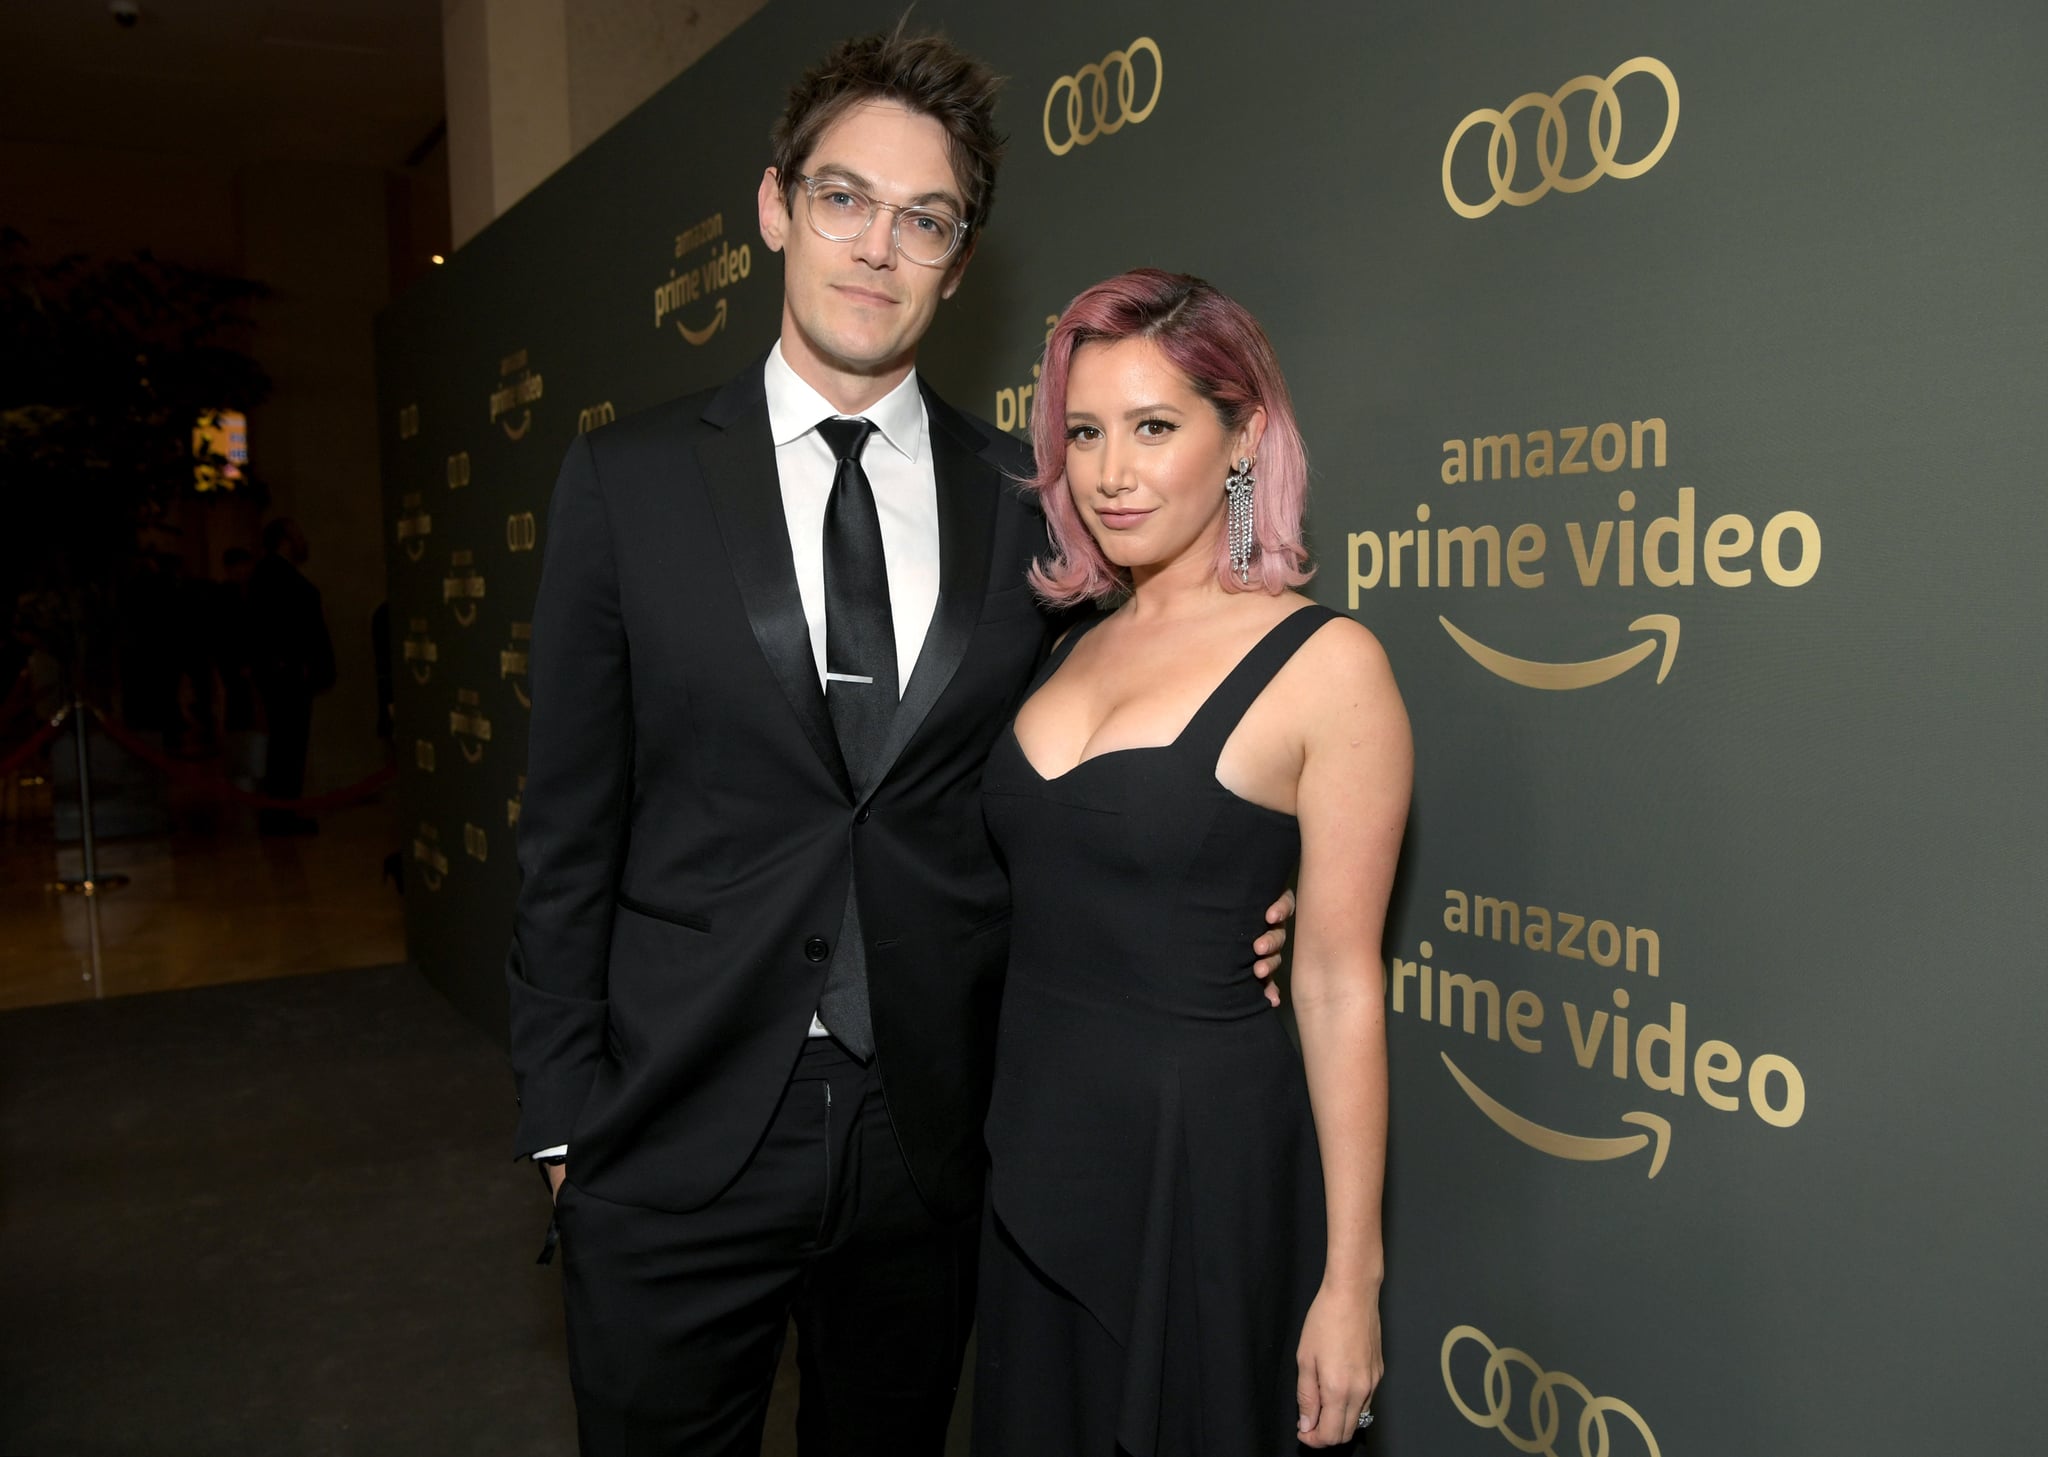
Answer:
[{"left": 1008, "top": 603, "right": 1330, "bottom": 785}]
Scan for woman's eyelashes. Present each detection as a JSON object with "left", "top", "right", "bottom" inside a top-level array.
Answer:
[{"left": 1063, "top": 419, "right": 1179, "bottom": 444}]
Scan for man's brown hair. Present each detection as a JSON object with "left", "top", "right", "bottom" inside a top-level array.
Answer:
[{"left": 769, "top": 23, "right": 1005, "bottom": 250}]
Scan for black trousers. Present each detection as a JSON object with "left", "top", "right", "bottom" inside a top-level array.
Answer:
[{"left": 555, "top": 1037, "right": 978, "bottom": 1456}]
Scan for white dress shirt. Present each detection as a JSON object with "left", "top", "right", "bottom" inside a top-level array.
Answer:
[
  {"left": 762, "top": 340, "right": 940, "bottom": 692},
  {"left": 534, "top": 348, "right": 943, "bottom": 1156}
]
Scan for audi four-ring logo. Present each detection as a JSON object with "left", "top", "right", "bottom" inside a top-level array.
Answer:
[
  {"left": 1441, "top": 1325, "right": 1660, "bottom": 1457},
  {"left": 1044, "top": 37, "right": 1163, "bottom": 156},
  {"left": 1442, "top": 57, "right": 1679, "bottom": 218}
]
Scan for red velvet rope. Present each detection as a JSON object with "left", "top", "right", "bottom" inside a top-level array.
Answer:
[
  {"left": 85, "top": 706, "right": 397, "bottom": 812},
  {"left": 0, "top": 707, "right": 72, "bottom": 779}
]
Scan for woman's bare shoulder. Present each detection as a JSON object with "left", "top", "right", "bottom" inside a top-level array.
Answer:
[
  {"left": 1292, "top": 604, "right": 1392, "bottom": 675},
  {"left": 1285, "top": 606, "right": 1405, "bottom": 725}
]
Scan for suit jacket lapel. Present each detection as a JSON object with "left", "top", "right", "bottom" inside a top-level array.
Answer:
[
  {"left": 695, "top": 363, "right": 852, "bottom": 797},
  {"left": 859, "top": 383, "right": 1001, "bottom": 805}
]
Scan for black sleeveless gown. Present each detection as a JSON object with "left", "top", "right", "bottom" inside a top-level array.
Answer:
[{"left": 973, "top": 605, "right": 1339, "bottom": 1457}]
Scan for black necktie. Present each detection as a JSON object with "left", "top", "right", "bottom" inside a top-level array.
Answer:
[
  {"left": 815, "top": 416, "right": 893, "bottom": 1058},
  {"left": 817, "top": 417, "right": 897, "bottom": 783}
]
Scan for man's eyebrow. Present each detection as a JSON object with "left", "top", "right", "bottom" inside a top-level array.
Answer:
[
  {"left": 810, "top": 163, "right": 963, "bottom": 214},
  {"left": 809, "top": 163, "right": 876, "bottom": 192}
]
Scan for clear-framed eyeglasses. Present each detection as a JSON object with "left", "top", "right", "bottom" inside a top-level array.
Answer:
[{"left": 794, "top": 174, "right": 968, "bottom": 268}]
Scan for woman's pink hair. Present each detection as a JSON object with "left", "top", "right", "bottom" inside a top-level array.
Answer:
[{"left": 1025, "top": 268, "right": 1314, "bottom": 605}]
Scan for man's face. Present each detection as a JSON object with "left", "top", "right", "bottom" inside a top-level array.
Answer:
[{"left": 758, "top": 99, "right": 972, "bottom": 392}]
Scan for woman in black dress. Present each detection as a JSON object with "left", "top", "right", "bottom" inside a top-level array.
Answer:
[{"left": 974, "top": 271, "right": 1411, "bottom": 1455}]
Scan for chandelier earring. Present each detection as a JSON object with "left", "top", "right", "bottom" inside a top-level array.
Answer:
[{"left": 1223, "top": 457, "right": 1257, "bottom": 584}]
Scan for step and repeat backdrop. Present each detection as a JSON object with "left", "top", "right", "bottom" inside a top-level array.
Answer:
[{"left": 377, "top": 1, "right": 2044, "bottom": 1450}]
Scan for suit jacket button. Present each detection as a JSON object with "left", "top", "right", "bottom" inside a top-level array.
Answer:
[
  {"left": 804, "top": 936, "right": 830, "bottom": 963},
  {"left": 854, "top": 806, "right": 871, "bottom": 824}
]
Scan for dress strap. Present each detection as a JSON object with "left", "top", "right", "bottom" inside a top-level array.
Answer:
[{"left": 1177, "top": 604, "right": 1342, "bottom": 762}]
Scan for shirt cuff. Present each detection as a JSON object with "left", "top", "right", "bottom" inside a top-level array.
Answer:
[{"left": 530, "top": 1144, "right": 569, "bottom": 1160}]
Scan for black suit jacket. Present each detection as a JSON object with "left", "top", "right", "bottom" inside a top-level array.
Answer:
[{"left": 506, "top": 360, "right": 1050, "bottom": 1219}]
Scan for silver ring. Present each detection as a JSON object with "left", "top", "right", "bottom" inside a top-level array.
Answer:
[{"left": 1358, "top": 1408, "right": 1374, "bottom": 1429}]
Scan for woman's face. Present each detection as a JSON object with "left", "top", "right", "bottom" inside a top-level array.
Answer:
[{"left": 1062, "top": 336, "right": 1263, "bottom": 582}]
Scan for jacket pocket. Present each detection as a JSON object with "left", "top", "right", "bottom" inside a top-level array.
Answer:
[{"left": 614, "top": 894, "right": 711, "bottom": 933}]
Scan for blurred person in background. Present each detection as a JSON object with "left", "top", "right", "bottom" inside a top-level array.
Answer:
[{"left": 247, "top": 518, "right": 333, "bottom": 835}]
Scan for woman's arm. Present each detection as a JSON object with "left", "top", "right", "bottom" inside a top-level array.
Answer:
[{"left": 1286, "top": 618, "right": 1412, "bottom": 1447}]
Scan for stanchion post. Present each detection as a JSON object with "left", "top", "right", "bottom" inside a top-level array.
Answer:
[
  {"left": 74, "top": 699, "right": 103, "bottom": 998},
  {"left": 48, "top": 699, "right": 129, "bottom": 998},
  {"left": 72, "top": 699, "right": 98, "bottom": 890}
]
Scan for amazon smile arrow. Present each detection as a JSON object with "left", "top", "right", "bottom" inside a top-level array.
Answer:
[
  {"left": 676, "top": 296, "right": 729, "bottom": 346},
  {"left": 1439, "top": 613, "right": 1679, "bottom": 690},
  {"left": 1442, "top": 1052, "right": 1671, "bottom": 1177}
]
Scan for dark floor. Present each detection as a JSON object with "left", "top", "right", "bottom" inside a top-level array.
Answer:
[
  {"left": 0, "top": 964, "right": 580, "bottom": 1455},
  {"left": 0, "top": 963, "right": 977, "bottom": 1457}
]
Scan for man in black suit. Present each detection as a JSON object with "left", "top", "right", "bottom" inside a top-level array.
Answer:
[{"left": 508, "top": 29, "right": 1289, "bottom": 1456}]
